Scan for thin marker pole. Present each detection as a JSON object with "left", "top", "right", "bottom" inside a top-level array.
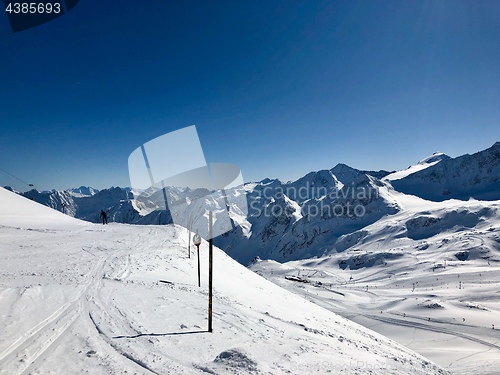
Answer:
[
  {"left": 193, "top": 230, "right": 201, "bottom": 287},
  {"left": 187, "top": 223, "right": 191, "bottom": 259},
  {"left": 208, "top": 211, "right": 213, "bottom": 333},
  {"left": 197, "top": 244, "right": 201, "bottom": 287}
]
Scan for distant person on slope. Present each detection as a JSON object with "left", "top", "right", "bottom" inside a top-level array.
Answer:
[{"left": 100, "top": 209, "right": 108, "bottom": 225}]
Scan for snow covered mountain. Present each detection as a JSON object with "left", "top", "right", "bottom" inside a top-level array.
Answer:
[
  {"left": 249, "top": 186, "right": 500, "bottom": 374},
  {"left": 9, "top": 167, "right": 398, "bottom": 266},
  {"left": 0, "top": 186, "right": 447, "bottom": 374},
  {"left": 215, "top": 172, "right": 400, "bottom": 264},
  {"left": 7, "top": 142, "right": 499, "bottom": 266},
  {"left": 18, "top": 186, "right": 137, "bottom": 223},
  {"left": 390, "top": 142, "right": 500, "bottom": 201},
  {"left": 384, "top": 152, "right": 451, "bottom": 181},
  {"left": 216, "top": 143, "right": 499, "bottom": 263},
  {"left": 69, "top": 185, "right": 100, "bottom": 197}
]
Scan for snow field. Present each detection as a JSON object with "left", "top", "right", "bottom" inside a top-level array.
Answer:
[
  {"left": 250, "top": 194, "right": 500, "bottom": 375},
  {"left": 0, "top": 187, "right": 446, "bottom": 374}
]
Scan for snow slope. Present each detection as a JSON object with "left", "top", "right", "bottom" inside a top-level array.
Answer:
[
  {"left": 0, "top": 186, "right": 447, "bottom": 374},
  {"left": 0, "top": 186, "right": 87, "bottom": 229},
  {"left": 384, "top": 152, "right": 450, "bottom": 181},
  {"left": 250, "top": 184, "right": 500, "bottom": 374}
]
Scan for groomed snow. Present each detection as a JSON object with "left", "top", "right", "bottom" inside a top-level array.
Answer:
[{"left": 0, "top": 187, "right": 447, "bottom": 374}]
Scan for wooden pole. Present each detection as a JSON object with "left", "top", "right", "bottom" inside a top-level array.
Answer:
[
  {"left": 208, "top": 211, "right": 213, "bottom": 332},
  {"left": 197, "top": 244, "right": 201, "bottom": 287}
]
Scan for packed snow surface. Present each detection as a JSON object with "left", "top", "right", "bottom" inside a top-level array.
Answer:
[{"left": 0, "top": 187, "right": 446, "bottom": 374}]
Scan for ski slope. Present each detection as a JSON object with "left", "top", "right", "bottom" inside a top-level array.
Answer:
[
  {"left": 251, "top": 185, "right": 500, "bottom": 375},
  {"left": 0, "top": 187, "right": 447, "bottom": 374}
]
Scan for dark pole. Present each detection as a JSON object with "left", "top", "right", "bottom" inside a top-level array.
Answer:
[
  {"left": 208, "top": 211, "right": 213, "bottom": 333},
  {"left": 187, "top": 222, "right": 191, "bottom": 259},
  {"left": 197, "top": 244, "right": 201, "bottom": 287},
  {"left": 193, "top": 230, "right": 201, "bottom": 287}
]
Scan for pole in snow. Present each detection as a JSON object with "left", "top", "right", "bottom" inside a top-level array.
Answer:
[
  {"left": 187, "top": 222, "right": 191, "bottom": 259},
  {"left": 208, "top": 211, "right": 213, "bottom": 333},
  {"left": 193, "top": 231, "right": 201, "bottom": 287}
]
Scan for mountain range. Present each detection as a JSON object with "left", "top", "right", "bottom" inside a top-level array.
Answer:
[
  {"left": 5, "top": 142, "right": 500, "bottom": 265},
  {"left": 3, "top": 142, "right": 500, "bottom": 373}
]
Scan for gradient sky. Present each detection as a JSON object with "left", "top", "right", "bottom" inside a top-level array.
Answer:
[{"left": 1, "top": 0, "right": 500, "bottom": 192}]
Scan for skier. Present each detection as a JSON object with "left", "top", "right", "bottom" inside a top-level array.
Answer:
[{"left": 100, "top": 209, "right": 108, "bottom": 225}]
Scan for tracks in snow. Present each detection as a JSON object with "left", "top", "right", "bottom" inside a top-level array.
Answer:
[
  {"left": 0, "top": 256, "right": 107, "bottom": 374},
  {"left": 0, "top": 226, "right": 184, "bottom": 374},
  {"left": 365, "top": 313, "right": 500, "bottom": 351}
]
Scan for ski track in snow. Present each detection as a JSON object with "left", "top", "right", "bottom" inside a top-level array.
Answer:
[
  {"left": 0, "top": 255, "right": 104, "bottom": 374},
  {"left": 0, "top": 225, "right": 447, "bottom": 374},
  {"left": 252, "top": 256, "right": 500, "bottom": 374},
  {"left": 0, "top": 221, "right": 171, "bottom": 375}
]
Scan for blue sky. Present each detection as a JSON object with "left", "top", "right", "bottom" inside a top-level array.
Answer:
[{"left": 1, "top": 0, "right": 499, "bottom": 191}]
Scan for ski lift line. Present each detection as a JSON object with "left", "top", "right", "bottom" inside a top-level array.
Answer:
[{"left": 0, "top": 167, "right": 34, "bottom": 187}]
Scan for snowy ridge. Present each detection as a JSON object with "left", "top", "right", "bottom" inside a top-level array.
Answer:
[
  {"left": 0, "top": 187, "right": 87, "bottom": 229},
  {"left": 20, "top": 187, "right": 138, "bottom": 223},
  {"left": 391, "top": 142, "right": 500, "bottom": 201},
  {"left": 69, "top": 186, "right": 100, "bottom": 197},
  {"left": 0, "top": 186, "right": 446, "bottom": 374},
  {"left": 8, "top": 142, "right": 499, "bottom": 265},
  {"left": 216, "top": 175, "right": 400, "bottom": 264},
  {"left": 384, "top": 152, "right": 451, "bottom": 181}
]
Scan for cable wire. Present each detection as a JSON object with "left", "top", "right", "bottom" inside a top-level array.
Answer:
[{"left": 0, "top": 167, "right": 34, "bottom": 187}]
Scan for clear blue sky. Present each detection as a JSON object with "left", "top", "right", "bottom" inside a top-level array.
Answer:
[{"left": 1, "top": 0, "right": 499, "bottom": 191}]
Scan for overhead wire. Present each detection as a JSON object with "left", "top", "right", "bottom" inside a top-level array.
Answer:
[{"left": 0, "top": 167, "right": 34, "bottom": 187}]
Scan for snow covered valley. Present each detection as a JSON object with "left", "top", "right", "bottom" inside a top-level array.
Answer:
[{"left": 250, "top": 196, "right": 500, "bottom": 375}]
